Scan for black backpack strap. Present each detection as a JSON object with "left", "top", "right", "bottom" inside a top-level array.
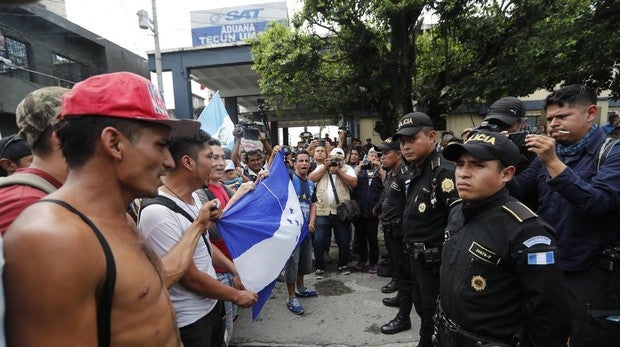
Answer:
[
  {"left": 140, "top": 195, "right": 194, "bottom": 223},
  {"left": 140, "top": 195, "right": 212, "bottom": 255},
  {"left": 39, "top": 199, "right": 115, "bottom": 347}
]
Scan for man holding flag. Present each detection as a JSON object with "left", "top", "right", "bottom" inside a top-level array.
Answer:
[{"left": 138, "top": 129, "right": 257, "bottom": 347}]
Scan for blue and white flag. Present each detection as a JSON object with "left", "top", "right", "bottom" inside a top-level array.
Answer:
[
  {"left": 197, "top": 91, "right": 236, "bottom": 149},
  {"left": 217, "top": 151, "right": 304, "bottom": 320}
]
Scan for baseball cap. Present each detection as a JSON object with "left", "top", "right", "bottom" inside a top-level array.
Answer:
[
  {"left": 484, "top": 97, "right": 524, "bottom": 125},
  {"left": 60, "top": 72, "right": 200, "bottom": 137},
  {"left": 224, "top": 159, "right": 235, "bottom": 171},
  {"left": 443, "top": 131, "right": 519, "bottom": 167},
  {"left": 373, "top": 138, "right": 400, "bottom": 152},
  {"left": 329, "top": 148, "right": 345, "bottom": 158},
  {"left": 392, "top": 112, "right": 433, "bottom": 139},
  {"left": 0, "top": 134, "right": 31, "bottom": 161},
  {"left": 16, "top": 86, "right": 69, "bottom": 148}
]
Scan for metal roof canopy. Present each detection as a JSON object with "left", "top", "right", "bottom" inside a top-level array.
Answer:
[{"left": 147, "top": 44, "right": 333, "bottom": 128}]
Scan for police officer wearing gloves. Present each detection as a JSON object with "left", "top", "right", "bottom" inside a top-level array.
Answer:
[
  {"left": 437, "top": 131, "right": 572, "bottom": 347},
  {"left": 380, "top": 112, "right": 459, "bottom": 345}
]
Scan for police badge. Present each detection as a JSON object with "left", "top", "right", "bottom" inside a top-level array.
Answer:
[
  {"left": 471, "top": 275, "right": 486, "bottom": 292},
  {"left": 418, "top": 202, "right": 426, "bottom": 213},
  {"left": 441, "top": 178, "right": 455, "bottom": 193}
]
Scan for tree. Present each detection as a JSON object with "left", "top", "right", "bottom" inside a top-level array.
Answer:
[{"left": 250, "top": 0, "right": 620, "bottom": 139}]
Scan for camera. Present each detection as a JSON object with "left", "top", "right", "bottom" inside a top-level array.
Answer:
[
  {"left": 318, "top": 139, "right": 326, "bottom": 147},
  {"left": 472, "top": 121, "right": 501, "bottom": 133},
  {"left": 360, "top": 159, "right": 373, "bottom": 170},
  {"left": 327, "top": 159, "right": 339, "bottom": 167},
  {"left": 338, "top": 126, "right": 351, "bottom": 136},
  {"left": 235, "top": 119, "right": 261, "bottom": 140}
]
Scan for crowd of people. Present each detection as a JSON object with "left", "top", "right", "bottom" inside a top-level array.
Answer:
[{"left": 0, "top": 70, "right": 618, "bottom": 347}]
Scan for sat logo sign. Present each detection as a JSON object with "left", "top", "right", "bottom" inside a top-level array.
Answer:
[{"left": 191, "top": 2, "right": 288, "bottom": 48}]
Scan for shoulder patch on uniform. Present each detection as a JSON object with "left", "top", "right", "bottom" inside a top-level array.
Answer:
[
  {"left": 502, "top": 201, "right": 537, "bottom": 223},
  {"left": 527, "top": 251, "right": 555, "bottom": 265},
  {"left": 523, "top": 236, "right": 551, "bottom": 248},
  {"left": 449, "top": 198, "right": 463, "bottom": 208}
]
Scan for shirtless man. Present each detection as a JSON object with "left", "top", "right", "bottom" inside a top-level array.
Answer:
[{"left": 3, "top": 72, "right": 208, "bottom": 346}]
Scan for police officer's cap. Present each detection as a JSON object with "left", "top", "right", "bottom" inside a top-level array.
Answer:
[
  {"left": 373, "top": 138, "right": 400, "bottom": 152},
  {"left": 443, "top": 131, "right": 519, "bottom": 167},
  {"left": 392, "top": 112, "right": 433, "bottom": 140}
]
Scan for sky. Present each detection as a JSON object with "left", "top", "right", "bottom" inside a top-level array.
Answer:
[
  {"left": 63, "top": 0, "right": 303, "bottom": 118},
  {"left": 62, "top": 0, "right": 333, "bottom": 143},
  {"left": 64, "top": 0, "right": 302, "bottom": 57}
]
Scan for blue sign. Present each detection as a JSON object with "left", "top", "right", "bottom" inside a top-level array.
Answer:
[{"left": 190, "top": 2, "right": 288, "bottom": 48}]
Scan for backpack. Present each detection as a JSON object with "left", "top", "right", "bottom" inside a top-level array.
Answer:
[
  {"left": 0, "top": 172, "right": 56, "bottom": 193},
  {"left": 596, "top": 137, "right": 619, "bottom": 171}
]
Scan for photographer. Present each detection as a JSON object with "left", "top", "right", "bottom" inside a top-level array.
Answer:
[
  {"left": 308, "top": 148, "right": 357, "bottom": 278},
  {"left": 351, "top": 147, "right": 384, "bottom": 273},
  {"left": 469, "top": 97, "right": 536, "bottom": 175}
]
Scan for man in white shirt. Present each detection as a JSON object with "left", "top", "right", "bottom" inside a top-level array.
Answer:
[
  {"left": 139, "top": 130, "right": 257, "bottom": 347},
  {"left": 308, "top": 148, "right": 357, "bottom": 278}
]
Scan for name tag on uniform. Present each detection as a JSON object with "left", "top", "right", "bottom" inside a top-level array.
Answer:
[
  {"left": 527, "top": 251, "right": 555, "bottom": 265},
  {"left": 468, "top": 241, "right": 501, "bottom": 265}
]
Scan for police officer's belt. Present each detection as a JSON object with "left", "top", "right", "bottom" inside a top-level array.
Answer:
[
  {"left": 435, "top": 303, "right": 513, "bottom": 347},
  {"left": 381, "top": 219, "right": 402, "bottom": 228}
]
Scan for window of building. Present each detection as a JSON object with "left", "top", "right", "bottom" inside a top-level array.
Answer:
[
  {"left": 0, "top": 33, "right": 31, "bottom": 81},
  {"left": 52, "top": 53, "right": 84, "bottom": 88}
]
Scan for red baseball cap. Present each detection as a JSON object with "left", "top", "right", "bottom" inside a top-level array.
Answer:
[{"left": 60, "top": 72, "right": 200, "bottom": 137}]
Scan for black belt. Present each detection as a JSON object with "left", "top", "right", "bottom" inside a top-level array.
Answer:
[
  {"left": 435, "top": 304, "right": 513, "bottom": 347},
  {"left": 381, "top": 219, "right": 402, "bottom": 227}
]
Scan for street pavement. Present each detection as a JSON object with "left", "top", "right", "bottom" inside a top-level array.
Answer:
[{"left": 230, "top": 244, "right": 421, "bottom": 347}]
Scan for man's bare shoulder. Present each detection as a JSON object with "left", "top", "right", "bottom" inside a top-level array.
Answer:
[{"left": 5, "top": 200, "right": 105, "bottom": 265}]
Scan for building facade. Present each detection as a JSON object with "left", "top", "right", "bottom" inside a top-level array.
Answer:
[{"left": 0, "top": 3, "right": 148, "bottom": 136}]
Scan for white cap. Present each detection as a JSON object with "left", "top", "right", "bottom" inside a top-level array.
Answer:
[
  {"left": 329, "top": 148, "right": 345, "bottom": 157},
  {"left": 224, "top": 159, "right": 235, "bottom": 171}
]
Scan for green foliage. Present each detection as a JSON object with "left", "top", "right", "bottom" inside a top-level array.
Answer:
[{"left": 250, "top": 0, "right": 619, "bottom": 139}]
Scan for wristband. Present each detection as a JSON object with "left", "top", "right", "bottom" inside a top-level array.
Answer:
[{"left": 232, "top": 273, "right": 239, "bottom": 277}]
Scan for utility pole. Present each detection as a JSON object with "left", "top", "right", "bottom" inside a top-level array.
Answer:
[{"left": 137, "top": 0, "right": 163, "bottom": 94}]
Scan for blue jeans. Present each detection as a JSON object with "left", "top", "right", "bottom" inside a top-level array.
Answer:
[
  {"left": 313, "top": 214, "right": 351, "bottom": 269},
  {"left": 216, "top": 272, "right": 237, "bottom": 346}
]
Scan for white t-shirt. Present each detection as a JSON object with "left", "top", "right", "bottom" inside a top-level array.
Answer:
[
  {"left": 138, "top": 190, "right": 217, "bottom": 328},
  {"left": 326, "top": 164, "right": 357, "bottom": 205}
]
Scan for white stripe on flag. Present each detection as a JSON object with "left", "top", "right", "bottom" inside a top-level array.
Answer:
[
  {"left": 527, "top": 251, "right": 555, "bottom": 265},
  {"left": 232, "top": 181, "right": 301, "bottom": 293}
]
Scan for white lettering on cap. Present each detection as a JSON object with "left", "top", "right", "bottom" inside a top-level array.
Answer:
[
  {"left": 398, "top": 117, "right": 414, "bottom": 128},
  {"left": 466, "top": 133, "right": 496, "bottom": 145},
  {"left": 147, "top": 83, "right": 167, "bottom": 116}
]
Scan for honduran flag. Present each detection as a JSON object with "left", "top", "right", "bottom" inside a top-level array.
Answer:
[
  {"left": 197, "top": 91, "right": 236, "bottom": 149},
  {"left": 217, "top": 151, "right": 304, "bottom": 320}
]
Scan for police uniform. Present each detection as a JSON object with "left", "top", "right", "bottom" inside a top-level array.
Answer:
[
  {"left": 396, "top": 149, "right": 459, "bottom": 344},
  {"left": 374, "top": 162, "right": 411, "bottom": 303},
  {"left": 438, "top": 190, "right": 572, "bottom": 346},
  {"left": 437, "top": 131, "right": 572, "bottom": 347},
  {"left": 380, "top": 112, "right": 459, "bottom": 343}
]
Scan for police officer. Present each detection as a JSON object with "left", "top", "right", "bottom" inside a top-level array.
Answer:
[
  {"left": 380, "top": 112, "right": 459, "bottom": 346},
  {"left": 371, "top": 139, "right": 410, "bottom": 315},
  {"left": 437, "top": 131, "right": 572, "bottom": 346}
]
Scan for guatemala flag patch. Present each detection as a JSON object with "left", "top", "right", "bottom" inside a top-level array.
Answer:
[{"left": 527, "top": 251, "right": 555, "bottom": 265}]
